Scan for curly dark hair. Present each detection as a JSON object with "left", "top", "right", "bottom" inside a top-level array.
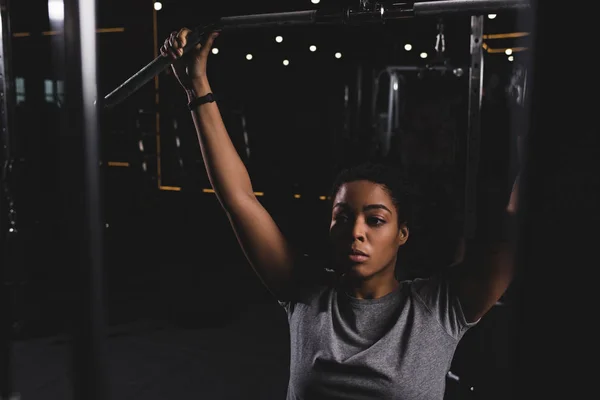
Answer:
[{"left": 329, "top": 162, "right": 414, "bottom": 227}]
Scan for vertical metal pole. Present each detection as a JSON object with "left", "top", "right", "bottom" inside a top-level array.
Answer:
[
  {"left": 0, "top": 0, "right": 15, "bottom": 398},
  {"left": 464, "top": 15, "right": 484, "bottom": 239},
  {"left": 354, "top": 64, "right": 363, "bottom": 136},
  {"left": 61, "top": 0, "right": 107, "bottom": 398},
  {"left": 152, "top": 4, "right": 162, "bottom": 189},
  {"left": 383, "top": 72, "right": 396, "bottom": 157}
]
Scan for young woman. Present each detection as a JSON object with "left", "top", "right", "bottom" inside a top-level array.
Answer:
[{"left": 161, "top": 28, "right": 518, "bottom": 400}]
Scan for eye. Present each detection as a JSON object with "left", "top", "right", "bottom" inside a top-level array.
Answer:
[
  {"left": 367, "top": 216, "right": 385, "bottom": 226},
  {"left": 334, "top": 213, "right": 350, "bottom": 223}
]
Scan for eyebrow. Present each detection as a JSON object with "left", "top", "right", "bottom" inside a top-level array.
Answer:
[{"left": 333, "top": 202, "right": 393, "bottom": 214}]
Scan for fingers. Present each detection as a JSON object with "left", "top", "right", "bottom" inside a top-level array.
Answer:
[
  {"left": 160, "top": 31, "right": 180, "bottom": 59},
  {"left": 160, "top": 28, "right": 192, "bottom": 59},
  {"left": 160, "top": 28, "right": 219, "bottom": 61},
  {"left": 177, "top": 28, "right": 191, "bottom": 50},
  {"left": 199, "top": 32, "right": 219, "bottom": 56},
  {"left": 169, "top": 31, "right": 183, "bottom": 58}
]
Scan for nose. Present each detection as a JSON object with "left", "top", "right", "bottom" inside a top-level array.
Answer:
[{"left": 351, "top": 219, "right": 366, "bottom": 242}]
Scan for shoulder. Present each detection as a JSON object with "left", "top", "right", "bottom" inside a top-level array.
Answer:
[{"left": 405, "top": 272, "right": 479, "bottom": 338}]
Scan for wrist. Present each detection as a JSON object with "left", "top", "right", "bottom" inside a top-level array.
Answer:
[{"left": 186, "top": 78, "right": 211, "bottom": 99}]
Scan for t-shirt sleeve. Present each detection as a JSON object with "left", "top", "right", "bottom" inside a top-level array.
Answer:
[{"left": 410, "top": 272, "right": 479, "bottom": 339}]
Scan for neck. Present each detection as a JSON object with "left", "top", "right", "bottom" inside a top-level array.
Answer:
[{"left": 340, "top": 272, "right": 399, "bottom": 300}]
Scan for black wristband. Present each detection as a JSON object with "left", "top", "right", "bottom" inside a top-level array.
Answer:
[{"left": 187, "top": 92, "right": 216, "bottom": 111}]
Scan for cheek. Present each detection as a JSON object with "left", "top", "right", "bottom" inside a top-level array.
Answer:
[
  {"left": 328, "top": 227, "right": 344, "bottom": 249},
  {"left": 371, "top": 228, "right": 401, "bottom": 252}
]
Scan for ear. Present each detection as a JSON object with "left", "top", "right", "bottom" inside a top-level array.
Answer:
[{"left": 397, "top": 224, "right": 409, "bottom": 246}]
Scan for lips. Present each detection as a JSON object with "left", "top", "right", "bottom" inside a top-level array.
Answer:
[{"left": 349, "top": 248, "right": 368, "bottom": 257}]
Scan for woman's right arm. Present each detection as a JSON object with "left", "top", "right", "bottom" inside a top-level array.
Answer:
[{"left": 163, "top": 28, "right": 296, "bottom": 302}]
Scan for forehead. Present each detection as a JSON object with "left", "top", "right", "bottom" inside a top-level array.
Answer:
[{"left": 333, "top": 181, "right": 394, "bottom": 208}]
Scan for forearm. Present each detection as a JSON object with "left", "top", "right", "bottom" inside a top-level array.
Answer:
[
  {"left": 453, "top": 210, "right": 517, "bottom": 321},
  {"left": 187, "top": 78, "right": 254, "bottom": 206}
]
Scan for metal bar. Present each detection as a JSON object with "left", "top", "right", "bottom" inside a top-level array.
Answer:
[
  {"left": 100, "top": 10, "right": 324, "bottom": 110},
  {"left": 220, "top": 9, "right": 320, "bottom": 28},
  {"left": 385, "top": 72, "right": 395, "bottom": 155},
  {"left": 413, "top": 0, "right": 530, "bottom": 16},
  {"left": 103, "top": 0, "right": 530, "bottom": 111},
  {"left": 355, "top": 65, "right": 363, "bottom": 136},
  {"left": 463, "top": 15, "right": 484, "bottom": 240},
  {"left": 387, "top": 65, "right": 453, "bottom": 72},
  {"left": 61, "top": 0, "right": 108, "bottom": 397},
  {"left": 0, "top": 0, "right": 16, "bottom": 398}
]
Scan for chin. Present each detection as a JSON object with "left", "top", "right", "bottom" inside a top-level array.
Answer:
[{"left": 343, "top": 263, "right": 375, "bottom": 279}]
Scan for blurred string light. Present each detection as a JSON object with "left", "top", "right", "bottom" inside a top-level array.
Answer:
[
  {"left": 311, "top": 0, "right": 320, "bottom": 4},
  {"left": 505, "top": 48, "right": 513, "bottom": 55},
  {"left": 420, "top": 52, "right": 427, "bottom": 58},
  {"left": 404, "top": 43, "right": 412, "bottom": 51},
  {"left": 154, "top": 1, "right": 162, "bottom": 11},
  {"left": 488, "top": 13, "right": 496, "bottom": 19},
  {"left": 212, "top": 48, "right": 219, "bottom": 54},
  {"left": 335, "top": 52, "right": 342, "bottom": 59},
  {"left": 283, "top": 59, "right": 290, "bottom": 66},
  {"left": 309, "top": 45, "right": 317, "bottom": 52},
  {"left": 508, "top": 55, "right": 514, "bottom": 62},
  {"left": 47, "top": 0, "right": 64, "bottom": 21},
  {"left": 246, "top": 53, "right": 253, "bottom": 60},
  {"left": 276, "top": 35, "right": 283, "bottom": 43}
]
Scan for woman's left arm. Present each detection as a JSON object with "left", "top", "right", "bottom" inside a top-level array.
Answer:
[{"left": 450, "top": 175, "right": 519, "bottom": 323}]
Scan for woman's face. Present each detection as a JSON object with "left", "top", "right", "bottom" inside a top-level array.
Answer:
[{"left": 329, "top": 180, "right": 409, "bottom": 280}]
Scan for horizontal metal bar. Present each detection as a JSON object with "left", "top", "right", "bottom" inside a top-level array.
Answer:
[
  {"left": 219, "top": 10, "right": 320, "bottom": 28},
  {"left": 414, "top": 0, "right": 530, "bottom": 16},
  {"left": 102, "top": 0, "right": 531, "bottom": 110}
]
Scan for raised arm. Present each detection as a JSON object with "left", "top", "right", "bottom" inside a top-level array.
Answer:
[
  {"left": 162, "top": 28, "right": 296, "bottom": 302},
  {"left": 449, "top": 175, "right": 520, "bottom": 323}
]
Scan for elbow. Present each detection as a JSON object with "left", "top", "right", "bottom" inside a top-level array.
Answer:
[{"left": 216, "top": 189, "right": 256, "bottom": 213}]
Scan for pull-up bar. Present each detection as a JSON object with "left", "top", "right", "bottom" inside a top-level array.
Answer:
[{"left": 101, "top": 0, "right": 530, "bottom": 110}]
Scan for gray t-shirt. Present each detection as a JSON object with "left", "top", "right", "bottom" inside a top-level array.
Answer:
[{"left": 279, "top": 269, "right": 477, "bottom": 400}]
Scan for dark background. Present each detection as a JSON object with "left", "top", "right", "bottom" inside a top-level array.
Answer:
[{"left": 4, "top": 0, "right": 533, "bottom": 399}]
